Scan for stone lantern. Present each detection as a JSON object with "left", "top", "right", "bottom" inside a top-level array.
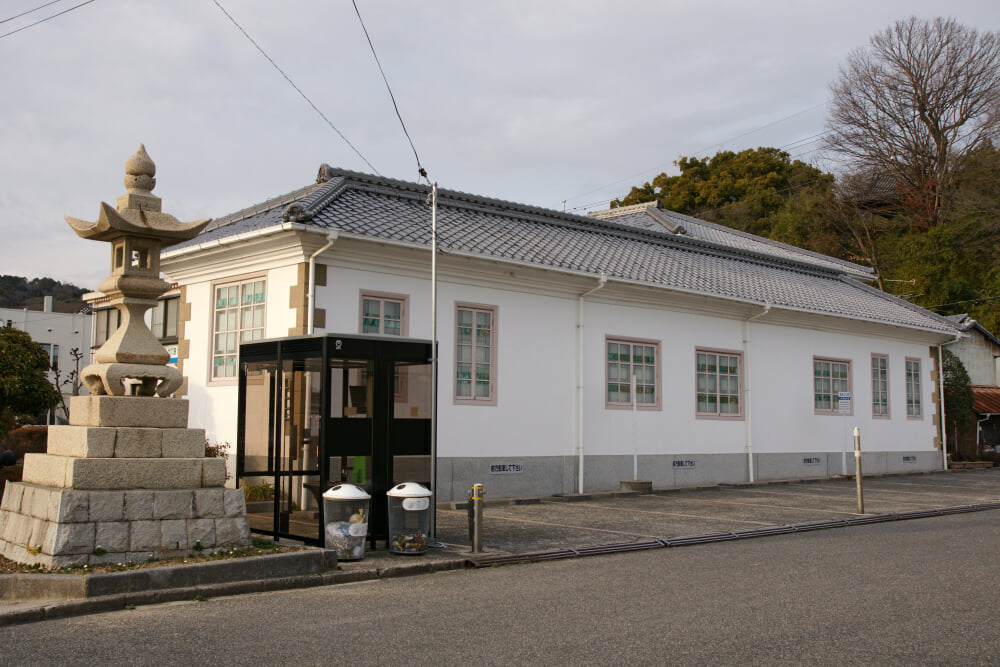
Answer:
[
  {"left": 0, "top": 146, "right": 251, "bottom": 568},
  {"left": 66, "top": 144, "right": 209, "bottom": 397}
]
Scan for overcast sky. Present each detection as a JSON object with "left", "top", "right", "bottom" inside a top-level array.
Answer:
[{"left": 2, "top": 0, "right": 999, "bottom": 290}]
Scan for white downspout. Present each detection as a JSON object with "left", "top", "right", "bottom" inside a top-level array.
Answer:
[
  {"left": 577, "top": 273, "right": 607, "bottom": 494},
  {"left": 743, "top": 303, "right": 771, "bottom": 484},
  {"left": 307, "top": 232, "right": 337, "bottom": 335},
  {"left": 938, "top": 335, "right": 961, "bottom": 470}
]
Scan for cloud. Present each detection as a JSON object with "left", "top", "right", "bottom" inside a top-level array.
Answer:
[{"left": 1, "top": 0, "right": 998, "bottom": 286}]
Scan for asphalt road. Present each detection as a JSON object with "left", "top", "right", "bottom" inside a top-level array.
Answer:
[{"left": 3, "top": 511, "right": 999, "bottom": 665}]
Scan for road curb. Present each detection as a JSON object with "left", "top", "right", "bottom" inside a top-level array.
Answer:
[{"left": 0, "top": 550, "right": 467, "bottom": 627}]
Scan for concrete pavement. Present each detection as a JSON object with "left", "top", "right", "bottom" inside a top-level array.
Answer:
[{"left": 3, "top": 468, "right": 1000, "bottom": 625}]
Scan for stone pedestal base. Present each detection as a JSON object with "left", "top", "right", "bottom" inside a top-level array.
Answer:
[
  {"left": 0, "top": 396, "right": 251, "bottom": 568},
  {"left": 0, "top": 484, "right": 250, "bottom": 568}
]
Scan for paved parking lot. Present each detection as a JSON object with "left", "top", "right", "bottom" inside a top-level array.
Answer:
[{"left": 434, "top": 469, "right": 1000, "bottom": 554}]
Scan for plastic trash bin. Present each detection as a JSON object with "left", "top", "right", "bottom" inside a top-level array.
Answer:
[
  {"left": 386, "top": 482, "right": 432, "bottom": 555},
  {"left": 323, "top": 484, "right": 371, "bottom": 561}
]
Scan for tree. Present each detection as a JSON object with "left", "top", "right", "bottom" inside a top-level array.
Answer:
[
  {"left": 0, "top": 328, "right": 61, "bottom": 439},
  {"left": 51, "top": 347, "right": 85, "bottom": 423},
  {"left": 825, "top": 17, "right": 1000, "bottom": 229},
  {"left": 612, "top": 147, "right": 834, "bottom": 238},
  {"left": 942, "top": 349, "right": 976, "bottom": 458}
]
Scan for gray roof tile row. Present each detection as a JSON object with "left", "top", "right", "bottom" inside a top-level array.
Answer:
[{"left": 167, "top": 167, "right": 958, "bottom": 335}]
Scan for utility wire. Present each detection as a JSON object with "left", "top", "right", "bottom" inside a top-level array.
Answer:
[
  {"left": 1, "top": 0, "right": 66, "bottom": 24},
  {"left": 210, "top": 0, "right": 379, "bottom": 175},
  {"left": 0, "top": 0, "right": 94, "bottom": 40},
  {"left": 351, "top": 0, "right": 427, "bottom": 183},
  {"left": 561, "top": 101, "right": 830, "bottom": 206},
  {"left": 927, "top": 295, "right": 1000, "bottom": 310}
]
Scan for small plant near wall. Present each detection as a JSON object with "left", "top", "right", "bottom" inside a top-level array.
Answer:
[
  {"left": 241, "top": 480, "right": 275, "bottom": 502},
  {"left": 204, "top": 439, "right": 232, "bottom": 483}
]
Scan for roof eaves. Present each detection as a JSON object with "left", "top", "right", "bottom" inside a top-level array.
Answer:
[
  {"left": 204, "top": 183, "right": 322, "bottom": 233},
  {"left": 839, "top": 276, "right": 963, "bottom": 334}
]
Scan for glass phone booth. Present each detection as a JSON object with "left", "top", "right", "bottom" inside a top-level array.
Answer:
[{"left": 237, "top": 334, "right": 434, "bottom": 546}]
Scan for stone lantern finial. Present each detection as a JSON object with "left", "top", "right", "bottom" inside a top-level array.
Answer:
[
  {"left": 117, "top": 144, "right": 160, "bottom": 213},
  {"left": 65, "top": 144, "right": 211, "bottom": 397}
]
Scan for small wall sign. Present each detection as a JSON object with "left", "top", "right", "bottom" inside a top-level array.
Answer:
[
  {"left": 673, "top": 460, "right": 696, "bottom": 468},
  {"left": 803, "top": 457, "right": 822, "bottom": 465},
  {"left": 902, "top": 455, "right": 917, "bottom": 463},
  {"left": 490, "top": 463, "right": 523, "bottom": 474}
]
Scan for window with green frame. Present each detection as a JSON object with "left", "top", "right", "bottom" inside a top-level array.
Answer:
[
  {"left": 696, "top": 350, "right": 742, "bottom": 417},
  {"left": 361, "top": 295, "right": 403, "bottom": 336},
  {"left": 814, "top": 358, "right": 850, "bottom": 413},
  {"left": 455, "top": 305, "right": 496, "bottom": 402},
  {"left": 212, "top": 278, "right": 265, "bottom": 379},
  {"left": 905, "top": 358, "right": 922, "bottom": 417},
  {"left": 871, "top": 355, "right": 889, "bottom": 417},
  {"left": 606, "top": 339, "right": 658, "bottom": 407}
]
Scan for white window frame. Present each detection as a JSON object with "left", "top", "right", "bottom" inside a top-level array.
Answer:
[
  {"left": 210, "top": 276, "right": 266, "bottom": 383},
  {"left": 605, "top": 336, "right": 661, "bottom": 411},
  {"left": 695, "top": 348, "right": 743, "bottom": 419},
  {"left": 871, "top": 354, "right": 890, "bottom": 419},
  {"left": 905, "top": 357, "right": 922, "bottom": 419},
  {"left": 358, "top": 291, "right": 408, "bottom": 336},
  {"left": 454, "top": 303, "right": 497, "bottom": 405},
  {"left": 813, "top": 357, "right": 852, "bottom": 415}
]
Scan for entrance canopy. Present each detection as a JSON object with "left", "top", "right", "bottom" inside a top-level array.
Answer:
[{"left": 237, "top": 334, "right": 433, "bottom": 545}]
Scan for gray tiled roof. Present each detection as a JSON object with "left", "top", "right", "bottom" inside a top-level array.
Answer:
[{"left": 167, "top": 167, "right": 958, "bottom": 335}]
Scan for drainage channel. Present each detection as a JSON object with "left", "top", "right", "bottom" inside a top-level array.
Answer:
[{"left": 465, "top": 502, "right": 1000, "bottom": 568}]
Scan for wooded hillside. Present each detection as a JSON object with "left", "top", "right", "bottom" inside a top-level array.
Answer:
[{"left": 0, "top": 275, "right": 90, "bottom": 313}]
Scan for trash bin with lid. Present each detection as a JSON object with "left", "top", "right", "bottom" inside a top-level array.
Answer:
[
  {"left": 386, "top": 482, "right": 432, "bottom": 555},
  {"left": 323, "top": 484, "right": 371, "bottom": 561}
]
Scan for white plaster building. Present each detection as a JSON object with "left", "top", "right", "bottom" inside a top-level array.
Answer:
[
  {"left": 0, "top": 298, "right": 91, "bottom": 421},
  {"left": 159, "top": 166, "right": 961, "bottom": 502}
]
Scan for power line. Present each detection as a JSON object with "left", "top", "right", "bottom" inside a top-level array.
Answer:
[
  {"left": 1, "top": 0, "right": 66, "bottom": 25},
  {"left": 210, "top": 0, "right": 379, "bottom": 175},
  {"left": 561, "top": 101, "right": 830, "bottom": 207},
  {"left": 351, "top": 0, "right": 426, "bottom": 183},
  {"left": 926, "top": 295, "right": 1000, "bottom": 310},
  {"left": 0, "top": 0, "right": 94, "bottom": 41}
]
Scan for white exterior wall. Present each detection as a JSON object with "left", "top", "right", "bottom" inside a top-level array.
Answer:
[
  {"left": 750, "top": 324, "right": 936, "bottom": 454},
  {"left": 578, "top": 302, "right": 938, "bottom": 462},
  {"left": 165, "top": 233, "right": 947, "bottom": 496},
  {"left": 315, "top": 264, "right": 577, "bottom": 459}
]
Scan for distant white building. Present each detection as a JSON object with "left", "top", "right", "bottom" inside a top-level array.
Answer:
[{"left": 0, "top": 297, "right": 91, "bottom": 421}]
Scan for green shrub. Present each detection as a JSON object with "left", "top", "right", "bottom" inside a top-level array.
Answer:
[{"left": 241, "top": 480, "right": 274, "bottom": 501}]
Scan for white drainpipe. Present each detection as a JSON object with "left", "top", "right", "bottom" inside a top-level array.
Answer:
[
  {"left": 939, "top": 336, "right": 961, "bottom": 470},
  {"left": 577, "top": 273, "right": 607, "bottom": 494},
  {"left": 307, "top": 232, "right": 338, "bottom": 335},
  {"left": 743, "top": 303, "right": 771, "bottom": 483}
]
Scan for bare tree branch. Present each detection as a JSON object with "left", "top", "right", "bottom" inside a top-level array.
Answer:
[{"left": 825, "top": 17, "right": 1000, "bottom": 229}]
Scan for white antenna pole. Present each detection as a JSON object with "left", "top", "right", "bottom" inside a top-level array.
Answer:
[{"left": 430, "top": 181, "right": 438, "bottom": 538}]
